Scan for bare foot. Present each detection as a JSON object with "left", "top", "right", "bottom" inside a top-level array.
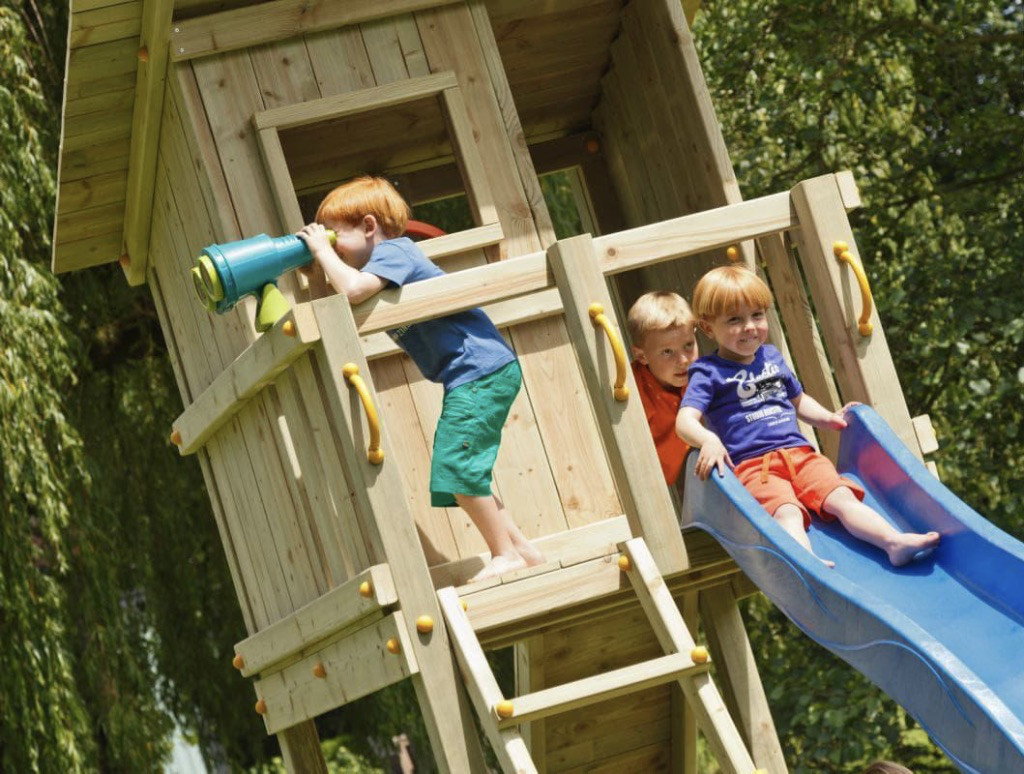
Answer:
[
  {"left": 887, "top": 531, "right": 940, "bottom": 567},
  {"left": 514, "top": 540, "right": 546, "bottom": 567},
  {"left": 467, "top": 553, "right": 526, "bottom": 584}
]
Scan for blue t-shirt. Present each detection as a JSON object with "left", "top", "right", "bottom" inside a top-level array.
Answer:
[
  {"left": 363, "top": 237, "right": 516, "bottom": 391},
  {"left": 680, "top": 344, "right": 809, "bottom": 464}
]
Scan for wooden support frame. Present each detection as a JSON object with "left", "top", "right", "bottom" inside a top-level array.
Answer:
[
  {"left": 310, "top": 292, "right": 487, "bottom": 772},
  {"left": 495, "top": 653, "right": 708, "bottom": 730},
  {"left": 790, "top": 175, "right": 921, "bottom": 456},
  {"left": 254, "top": 611, "right": 418, "bottom": 734},
  {"left": 252, "top": 70, "right": 502, "bottom": 248},
  {"left": 700, "top": 585, "right": 788, "bottom": 772},
  {"left": 170, "top": 0, "right": 463, "bottom": 62},
  {"left": 350, "top": 172, "right": 861, "bottom": 336},
  {"left": 438, "top": 587, "right": 537, "bottom": 773},
  {"left": 175, "top": 173, "right": 864, "bottom": 458},
  {"left": 172, "top": 306, "right": 320, "bottom": 455},
  {"left": 620, "top": 538, "right": 756, "bottom": 774},
  {"left": 234, "top": 564, "right": 398, "bottom": 678},
  {"left": 120, "top": 0, "right": 174, "bottom": 285},
  {"left": 547, "top": 233, "right": 689, "bottom": 575}
]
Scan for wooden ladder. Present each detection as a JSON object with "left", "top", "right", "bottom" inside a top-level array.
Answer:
[{"left": 438, "top": 537, "right": 761, "bottom": 774}]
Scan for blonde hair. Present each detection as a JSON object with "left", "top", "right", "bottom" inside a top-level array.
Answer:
[
  {"left": 627, "top": 291, "right": 696, "bottom": 347},
  {"left": 861, "top": 762, "right": 913, "bottom": 774},
  {"left": 691, "top": 265, "right": 773, "bottom": 320},
  {"left": 315, "top": 176, "right": 410, "bottom": 239}
]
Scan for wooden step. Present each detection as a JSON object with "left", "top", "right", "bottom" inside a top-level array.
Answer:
[{"left": 495, "top": 651, "right": 708, "bottom": 729}]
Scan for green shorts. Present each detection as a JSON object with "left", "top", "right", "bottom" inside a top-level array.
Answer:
[{"left": 430, "top": 360, "right": 521, "bottom": 507}]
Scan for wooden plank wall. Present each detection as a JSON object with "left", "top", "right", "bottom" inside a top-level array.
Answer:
[{"left": 153, "top": 1, "right": 633, "bottom": 627}]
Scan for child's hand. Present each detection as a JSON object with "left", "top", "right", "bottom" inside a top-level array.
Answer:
[
  {"left": 824, "top": 401, "right": 862, "bottom": 431},
  {"left": 694, "top": 435, "right": 734, "bottom": 480},
  {"left": 296, "top": 223, "right": 335, "bottom": 268}
]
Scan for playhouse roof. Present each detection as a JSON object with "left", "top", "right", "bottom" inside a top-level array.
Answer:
[{"left": 51, "top": 0, "right": 698, "bottom": 280}]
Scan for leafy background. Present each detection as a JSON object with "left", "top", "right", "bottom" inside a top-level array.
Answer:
[{"left": 1, "top": 0, "right": 1020, "bottom": 771}]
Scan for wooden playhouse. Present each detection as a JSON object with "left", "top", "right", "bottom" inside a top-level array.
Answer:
[{"left": 53, "top": 0, "right": 936, "bottom": 771}]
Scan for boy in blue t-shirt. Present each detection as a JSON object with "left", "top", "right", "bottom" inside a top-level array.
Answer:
[
  {"left": 298, "top": 176, "right": 543, "bottom": 582},
  {"left": 676, "top": 265, "right": 939, "bottom": 568}
]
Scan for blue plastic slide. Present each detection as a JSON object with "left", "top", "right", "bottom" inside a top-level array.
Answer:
[{"left": 680, "top": 405, "right": 1024, "bottom": 773}]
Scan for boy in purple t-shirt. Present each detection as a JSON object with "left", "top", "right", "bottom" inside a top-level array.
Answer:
[
  {"left": 298, "top": 176, "right": 543, "bottom": 582},
  {"left": 677, "top": 265, "right": 939, "bottom": 567}
]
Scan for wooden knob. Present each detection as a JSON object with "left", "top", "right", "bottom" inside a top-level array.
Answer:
[
  {"left": 169, "top": 429, "right": 182, "bottom": 446},
  {"left": 416, "top": 615, "right": 434, "bottom": 634},
  {"left": 312, "top": 662, "right": 326, "bottom": 679},
  {"left": 232, "top": 653, "right": 245, "bottom": 671},
  {"left": 282, "top": 320, "right": 296, "bottom": 337},
  {"left": 691, "top": 646, "right": 709, "bottom": 664},
  {"left": 495, "top": 700, "right": 515, "bottom": 719},
  {"left": 255, "top": 698, "right": 267, "bottom": 715},
  {"left": 386, "top": 638, "right": 401, "bottom": 654},
  {"left": 359, "top": 580, "right": 373, "bottom": 598},
  {"left": 617, "top": 555, "right": 631, "bottom": 572}
]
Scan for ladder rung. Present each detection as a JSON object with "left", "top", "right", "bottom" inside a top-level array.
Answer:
[{"left": 496, "top": 651, "right": 708, "bottom": 729}]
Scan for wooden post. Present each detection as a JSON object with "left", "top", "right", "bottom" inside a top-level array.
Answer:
[
  {"left": 547, "top": 234, "right": 689, "bottom": 574},
  {"left": 790, "top": 175, "right": 921, "bottom": 456},
  {"left": 311, "top": 294, "right": 487, "bottom": 773},
  {"left": 701, "top": 585, "right": 788, "bottom": 773}
]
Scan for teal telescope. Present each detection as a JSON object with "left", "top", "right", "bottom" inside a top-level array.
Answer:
[{"left": 191, "top": 231, "right": 335, "bottom": 331}]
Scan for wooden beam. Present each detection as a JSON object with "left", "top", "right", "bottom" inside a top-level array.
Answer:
[
  {"left": 255, "top": 611, "right": 418, "bottom": 734},
  {"left": 234, "top": 564, "right": 397, "bottom": 677},
  {"left": 790, "top": 175, "right": 921, "bottom": 456},
  {"left": 312, "top": 292, "right": 488, "bottom": 771},
  {"left": 700, "top": 585, "right": 788, "bottom": 773},
  {"left": 438, "top": 588, "right": 538, "bottom": 773},
  {"left": 120, "top": 0, "right": 174, "bottom": 285},
  {"left": 351, "top": 179, "right": 852, "bottom": 335},
  {"left": 418, "top": 222, "right": 504, "bottom": 260},
  {"left": 621, "top": 538, "right": 756, "bottom": 774},
  {"left": 173, "top": 306, "right": 320, "bottom": 455},
  {"left": 253, "top": 71, "right": 457, "bottom": 131},
  {"left": 548, "top": 234, "right": 689, "bottom": 574},
  {"left": 498, "top": 653, "right": 707, "bottom": 730},
  {"left": 170, "top": 0, "right": 462, "bottom": 61}
]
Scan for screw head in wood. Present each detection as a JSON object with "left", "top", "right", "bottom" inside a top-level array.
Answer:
[
  {"left": 281, "top": 320, "right": 296, "bottom": 337},
  {"left": 312, "top": 662, "right": 327, "bottom": 679},
  {"left": 832, "top": 240, "right": 849, "bottom": 257},
  {"left": 386, "top": 638, "right": 401, "bottom": 654},
  {"left": 416, "top": 615, "right": 434, "bottom": 634},
  {"left": 617, "top": 554, "right": 631, "bottom": 572},
  {"left": 495, "top": 700, "right": 515, "bottom": 719},
  {"left": 691, "top": 646, "right": 709, "bottom": 664},
  {"left": 359, "top": 580, "right": 373, "bottom": 598},
  {"left": 726, "top": 246, "right": 740, "bottom": 262}
]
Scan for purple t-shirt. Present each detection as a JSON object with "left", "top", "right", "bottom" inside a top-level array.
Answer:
[
  {"left": 363, "top": 237, "right": 516, "bottom": 391},
  {"left": 680, "top": 344, "right": 809, "bottom": 464}
]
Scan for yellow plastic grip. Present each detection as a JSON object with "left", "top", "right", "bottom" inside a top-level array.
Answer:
[
  {"left": 832, "top": 241, "right": 874, "bottom": 336},
  {"left": 588, "top": 303, "right": 629, "bottom": 401},
  {"left": 342, "top": 363, "right": 385, "bottom": 464}
]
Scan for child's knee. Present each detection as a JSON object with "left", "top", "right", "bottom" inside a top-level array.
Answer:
[{"left": 773, "top": 503, "right": 807, "bottom": 530}]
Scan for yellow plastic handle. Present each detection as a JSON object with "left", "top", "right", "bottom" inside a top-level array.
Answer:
[
  {"left": 833, "top": 241, "right": 874, "bottom": 337},
  {"left": 342, "top": 363, "right": 384, "bottom": 464},
  {"left": 588, "top": 303, "right": 629, "bottom": 401}
]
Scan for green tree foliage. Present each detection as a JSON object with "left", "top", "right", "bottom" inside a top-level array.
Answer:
[
  {"left": 3, "top": 1, "right": 268, "bottom": 769},
  {"left": 694, "top": 1, "right": 1023, "bottom": 770},
  {"left": 0, "top": 7, "right": 96, "bottom": 769}
]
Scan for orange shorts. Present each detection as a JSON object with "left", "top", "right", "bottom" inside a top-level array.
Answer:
[{"left": 734, "top": 445, "right": 865, "bottom": 530}]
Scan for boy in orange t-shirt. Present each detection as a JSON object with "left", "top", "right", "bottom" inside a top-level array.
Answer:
[{"left": 627, "top": 291, "right": 699, "bottom": 485}]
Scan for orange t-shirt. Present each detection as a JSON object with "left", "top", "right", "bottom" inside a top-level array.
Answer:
[{"left": 632, "top": 360, "right": 690, "bottom": 484}]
